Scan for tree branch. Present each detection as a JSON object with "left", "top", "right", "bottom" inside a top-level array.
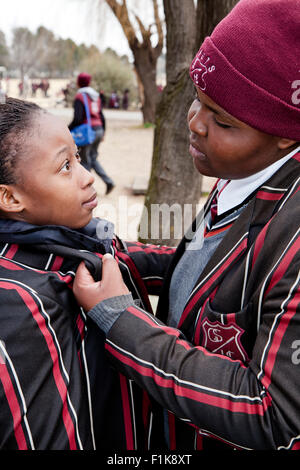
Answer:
[
  {"left": 105, "top": 0, "right": 164, "bottom": 58},
  {"left": 134, "top": 13, "right": 151, "bottom": 44},
  {"left": 153, "top": 0, "right": 164, "bottom": 49},
  {"left": 105, "top": 0, "right": 139, "bottom": 47}
]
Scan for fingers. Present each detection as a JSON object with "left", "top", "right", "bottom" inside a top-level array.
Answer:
[
  {"left": 73, "top": 254, "right": 130, "bottom": 312},
  {"left": 73, "top": 261, "right": 101, "bottom": 312},
  {"left": 74, "top": 261, "right": 95, "bottom": 286}
]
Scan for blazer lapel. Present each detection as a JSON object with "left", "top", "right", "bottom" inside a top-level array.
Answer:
[
  {"left": 178, "top": 196, "right": 252, "bottom": 328},
  {"left": 156, "top": 187, "right": 218, "bottom": 323},
  {"left": 178, "top": 154, "right": 300, "bottom": 330}
]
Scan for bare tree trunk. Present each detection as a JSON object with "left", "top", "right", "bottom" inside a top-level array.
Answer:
[
  {"left": 130, "top": 38, "right": 161, "bottom": 123},
  {"left": 139, "top": 0, "right": 238, "bottom": 246},
  {"left": 139, "top": 0, "right": 197, "bottom": 246},
  {"left": 105, "top": 0, "right": 163, "bottom": 123},
  {"left": 196, "top": 0, "right": 238, "bottom": 45}
]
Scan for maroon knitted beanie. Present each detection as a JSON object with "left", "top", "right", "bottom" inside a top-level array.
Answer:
[
  {"left": 77, "top": 73, "right": 91, "bottom": 88},
  {"left": 190, "top": 0, "right": 300, "bottom": 140}
]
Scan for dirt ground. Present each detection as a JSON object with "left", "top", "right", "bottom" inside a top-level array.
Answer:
[{"left": 7, "top": 78, "right": 216, "bottom": 241}]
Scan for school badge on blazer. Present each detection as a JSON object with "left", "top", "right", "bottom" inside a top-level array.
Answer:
[{"left": 201, "top": 319, "right": 249, "bottom": 362}]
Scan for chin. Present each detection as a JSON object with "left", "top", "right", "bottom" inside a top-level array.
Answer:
[
  {"left": 193, "top": 160, "right": 213, "bottom": 178},
  {"left": 68, "top": 216, "right": 93, "bottom": 230}
]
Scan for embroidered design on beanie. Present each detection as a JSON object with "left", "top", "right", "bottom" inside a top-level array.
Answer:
[
  {"left": 189, "top": 0, "right": 300, "bottom": 141},
  {"left": 190, "top": 49, "right": 216, "bottom": 91},
  {"left": 292, "top": 79, "right": 300, "bottom": 105}
]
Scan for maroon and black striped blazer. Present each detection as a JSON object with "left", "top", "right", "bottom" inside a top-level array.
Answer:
[
  {"left": 104, "top": 152, "right": 300, "bottom": 450},
  {"left": 0, "top": 225, "right": 174, "bottom": 450}
]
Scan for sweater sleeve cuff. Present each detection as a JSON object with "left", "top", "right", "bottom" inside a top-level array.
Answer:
[{"left": 87, "top": 293, "right": 135, "bottom": 334}]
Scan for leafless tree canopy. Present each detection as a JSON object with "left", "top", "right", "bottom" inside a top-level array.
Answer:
[{"left": 7, "top": 26, "right": 101, "bottom": 79}]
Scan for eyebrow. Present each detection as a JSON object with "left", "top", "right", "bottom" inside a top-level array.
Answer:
[
  {"left": 54, "top": 146, "right": 69, "bottom": 159},
  {"left": 206, "top": 102, "right": 236, "bottom": 122},
  {"left": 196, "top": 88, "right": 238, "bottom": 123}
]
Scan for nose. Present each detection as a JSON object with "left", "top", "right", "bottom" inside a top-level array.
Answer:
[
  {"left": 79, "top": 160, "right": 95, "bottom": 188},
  {"left": 188, "top": 99, "right": 208, "bottom": 137}
]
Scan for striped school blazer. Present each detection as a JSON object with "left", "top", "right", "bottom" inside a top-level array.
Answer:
[
  {"left": 103, "top": 151, "right": 300, "bottom": 450},
  {"left": 0, "top": 221, "right": 174, "bottom": 450}
]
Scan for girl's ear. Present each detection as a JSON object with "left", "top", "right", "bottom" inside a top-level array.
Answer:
[
  {"left": 0, "top": 185, "right": 25, "bottom": 214},
  {"left": 277, "top": 138, "right": 298, "bottom": 150}
]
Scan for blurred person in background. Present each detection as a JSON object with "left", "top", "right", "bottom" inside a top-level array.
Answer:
[{"left": 69, "top": 73, "right": 115, "bottom": 195}]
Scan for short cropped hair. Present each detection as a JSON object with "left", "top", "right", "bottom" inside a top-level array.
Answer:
[{"left": 0, "top": 97, "right": 42, "bottom": 184}]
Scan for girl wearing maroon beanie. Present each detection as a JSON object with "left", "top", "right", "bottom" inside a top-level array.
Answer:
[{"left": 73, "top": 0, "right": 300, "bottom": 451}]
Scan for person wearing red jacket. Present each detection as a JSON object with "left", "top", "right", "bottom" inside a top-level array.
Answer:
[{"left": 69, "top": 73, "right": 115, "bottom": 195}]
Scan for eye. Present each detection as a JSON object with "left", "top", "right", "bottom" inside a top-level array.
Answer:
[
  {"left": 61, "top": 160, "right": 71, "bottom": 172},
  {"left": 75, "top": 150, "right": 81, "bottom": 162},
  {"left": 214, "top": 117, "right": 232, "bottom": 129}
]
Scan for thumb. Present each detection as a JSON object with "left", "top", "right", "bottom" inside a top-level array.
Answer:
[{"left": 101, "top": 253, "right": 124, "bottom": 284}]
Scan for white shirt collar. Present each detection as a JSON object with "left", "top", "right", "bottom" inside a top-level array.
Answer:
[{"left": 217, "top": 145, "right": 300, "bottom": 216}]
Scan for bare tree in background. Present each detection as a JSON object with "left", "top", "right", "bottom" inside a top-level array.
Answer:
[
  {"left": 0, "top": 31, "right": 9, "bottom": 68},
  {"left": 104, "top": 0, "right": 164, "bottom": 123},
  {"left": 11, "top": 28, "right": 38, "bottom": 82},
  {"left": 140, "top": 0, "right": 238, "bottom": 246}
]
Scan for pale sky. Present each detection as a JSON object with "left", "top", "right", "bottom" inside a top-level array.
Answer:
[{"left": 0, "top": 0, "right": 132, "bottom": 56}]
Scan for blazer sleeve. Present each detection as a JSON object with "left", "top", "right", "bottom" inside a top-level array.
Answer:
[
  {"left": 102, "top": 294, "right": 298, "bottom": 450},
  {"left": 90, "top": 238, "right": 300, "bottom": 450},
  {"left": 115, "top": 239, "right": 176, "bottom": 296}
]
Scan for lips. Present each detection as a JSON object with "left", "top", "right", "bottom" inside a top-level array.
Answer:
[
  {"left": 82, "top": 192, "right": 98, "bottom": 209},
  {"left": 189, "top": 141, "right": 206, "bottom": 161},
  {"left": 189, "top": 134, "right": 207, "bottom": 158}
]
